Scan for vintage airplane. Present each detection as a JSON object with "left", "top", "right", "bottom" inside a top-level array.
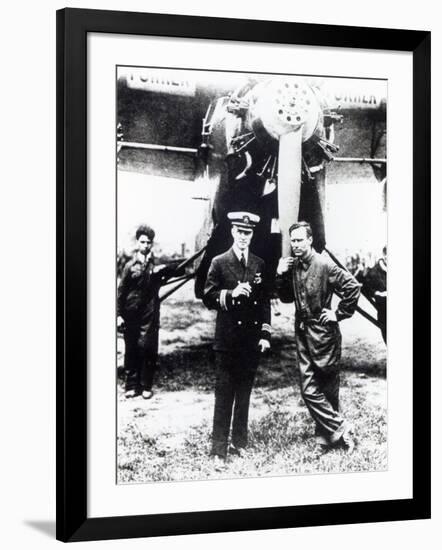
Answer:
[{"left": 117, "top": 69, "right": 387, "bottom": 332}]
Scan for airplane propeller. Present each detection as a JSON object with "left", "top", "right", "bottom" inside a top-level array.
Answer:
[
  {"left": 277, "top": 130, "right": 303, "bottom": 256},
  {"left": 246, "top": 77, "right": 324, "bottom": 256}
]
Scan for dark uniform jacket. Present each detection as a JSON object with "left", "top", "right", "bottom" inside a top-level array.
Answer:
[
  {"left": 203, "top": 247, "right": 271, "bottom": 352},
  {"left": 276, "top": 250, "right": 360, "bottom": 368},
  {"left": 117, "top": 253, "right": 162, "bottom": 353}
]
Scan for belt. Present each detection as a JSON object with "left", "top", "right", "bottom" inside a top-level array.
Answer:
[{"left": 296, "top": 315, "right": 321, "bottom": 331}]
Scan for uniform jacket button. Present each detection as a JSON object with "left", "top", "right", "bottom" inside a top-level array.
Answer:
[{"left": 238, "top": 321, "right": 242, "bottom": 325}]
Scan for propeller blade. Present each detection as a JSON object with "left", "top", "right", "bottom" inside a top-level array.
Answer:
[
  {"left": 277, "top": 129, "right": 303, "bottom": 257},
  {"left": 298, "top": 168, "right": 327, "bottom": 252}
]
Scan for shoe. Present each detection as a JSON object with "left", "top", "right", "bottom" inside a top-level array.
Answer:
[
  {"left": 314, "top": 433, "right": 329, "bottom": 446},
  {"left": 313, "top": 442, "right": 331, "bottom": 459},
  {"left": 229, "top": 445, "right": 246, "bottom": 458},
  {"left": 340, "top": 424, "right": 355, "bottom": 453},
  {"left": 142, "top": 390, "right": 154, "bottom": 400},
  {"left": 124, "top": 389, "right": 136, "bottom": 398},
  {"left": 313, "top": 430, "right": 331, "bottom": 457},
  {"left": 210, "top": 454, "right": 227, "bottom": 472}
]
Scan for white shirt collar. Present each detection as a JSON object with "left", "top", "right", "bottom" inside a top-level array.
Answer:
[
  {"left": 136, "top": 251, "right": 152, "bottom": 264},
  {"left": 232, "top": 245, "right": 248, "bottom": 264}
]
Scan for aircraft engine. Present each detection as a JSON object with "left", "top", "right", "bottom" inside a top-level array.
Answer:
[{"left": 195, "top": 76, "right": 340, "bottom": 297}]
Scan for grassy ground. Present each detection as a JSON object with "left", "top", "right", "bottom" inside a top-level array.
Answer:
[{"left": 117, "top": 286, "right": 387, "bottom": 483}]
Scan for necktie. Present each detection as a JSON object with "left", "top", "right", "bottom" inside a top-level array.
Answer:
[{"left": 240, "top": 253, "right": 246, "bottom": 270}]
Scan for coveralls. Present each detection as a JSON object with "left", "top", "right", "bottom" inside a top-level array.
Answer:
[{"left": 276, "top": 250, "right": 360, "bottom": 444}]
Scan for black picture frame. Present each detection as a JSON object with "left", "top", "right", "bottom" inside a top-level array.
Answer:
[{"left": 56, "top": 7, "right": 431, "bottom": 542}]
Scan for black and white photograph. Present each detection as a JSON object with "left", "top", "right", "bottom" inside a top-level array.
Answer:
[
  {"left": 0, "top": 0, "right": 436, "bottom": 546},
  {"left": 116, "top": 66, "right": 387, "bottom": 484}
]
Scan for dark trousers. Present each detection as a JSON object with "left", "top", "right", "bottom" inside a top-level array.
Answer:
[
  {"left": 124, "top": 327, "right": 157, "bottom": 392},
  {"left": 296, "top": 329, "right": 345, "bottom": 444},
  {"left": 211, "top": 351, "right": 259, "bottom": 458}
]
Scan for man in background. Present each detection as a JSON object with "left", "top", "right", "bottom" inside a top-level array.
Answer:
[
  {"left": 363, "top": 246, "right": 387, "bottom": 343},
  {"left": 117, "top": 224, "right": 163, "bottom": 399}
]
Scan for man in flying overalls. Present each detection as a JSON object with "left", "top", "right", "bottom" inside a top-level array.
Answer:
[{"left": 276, "top": 221, "right": 360, "bottom": 453}]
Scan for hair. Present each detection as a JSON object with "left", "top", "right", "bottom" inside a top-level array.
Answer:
[
  {"left": 135, "top": 224, "right": 155, "bottom": 241},
  {"left": 288, "top": 221, "right": 312, "bottom": 238}
]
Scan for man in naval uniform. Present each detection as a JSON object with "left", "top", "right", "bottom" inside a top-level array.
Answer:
[
  {"left": 203, "top": 212, "right": 271, "bottom": 461},
  {"left": 276, "top": 221, "right": 360, "bottom": 453}
]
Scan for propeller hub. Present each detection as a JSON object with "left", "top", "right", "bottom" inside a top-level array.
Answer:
[{"left": 248, "top": 77, "right": 321, "bottom": 142}]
